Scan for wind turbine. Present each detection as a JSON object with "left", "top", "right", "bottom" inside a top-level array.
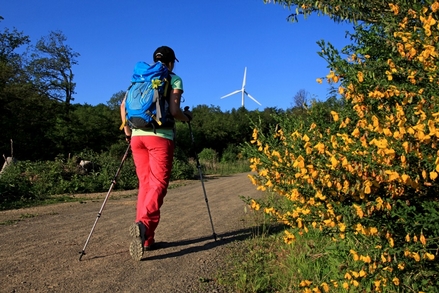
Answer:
[{"left": 220, "top": 67, "right": 261, "bottom": 108}]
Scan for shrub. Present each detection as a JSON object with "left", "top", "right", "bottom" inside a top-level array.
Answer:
[
  {"left": 245, "top": 2, "right": 439, "bottom": 291},
  {"left": 171, "top": 158, "right": 195, "bottom": 180},
  {"left": 221, "top": 144, "right": 240, "bottom": 163}
]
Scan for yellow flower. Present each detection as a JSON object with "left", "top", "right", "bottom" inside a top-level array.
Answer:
[
  {"left": 389, "top": 237, "right": 395, "bottom": 247},
  {"left": 353, "top": 204, "right": 364, "bottom": 218},
  {"left": 315, "top": 191, "right": 326, "bottom": 200},
  {"left": 321, "top": 282, "right": 330, "bottom": 292},
  {"left": 323, "top": 219, "right": 335, "bottom": 227},
  {"left": 342, "top": 282, "right": 349, "bottom": 289},
  {"left": 338, "top": 223, "right": 346, "bottom": 232},
  {"left": 430, "top": 171, "right": 438, "bottom": 180},
  {"left": 350, "top": 249, "right": 359, "bottom": 261},
  {"left": 300, "top": 280, "right": 312, "bottom": 287},
  {"left": 374, "top": 280, "right": 381, "bottom": 288},
  {"left": 252, "top": 128, "right": 258, "bottom": 140},
  {"left": 360, "top": 255, "right": 372, "bottom": 263},
  {"left": 420, "top": 233, "right": 426, "bottom": 245},
  {"left": 264, "top": 207, "right": 274, "bottom": 214},
  {"left": 316, "top": 78, "right": 323, "bottom": 84},
  {"left": 393, "top": 277, "right": 400, "bottom": 285},
  {"left": 402, "top": 141, "right": 409, "bottom": 153},
  {"left": 330, "top": 111, "right": 339, "bottom": 122},
  {"left": 330, "top": 156, "right": 339, "bottom": 168},
  {"left": 424, "top": 252, "right": 435, "bottom": 260},
  {"left": 314, "top": 142, "right": 325, "bottom": 154},
  {"left": 250, "top": 200, "right": 260, "bottom": 211},
  {"left": 364, "top": 185, "right": 371, "bottom": 194},
  {"left": 398, "top": 263, "right": 405, "bottom": 270},
  {"left": 357, "top": 71, "right": 364, "bottom": 82},
  {"left": 352, "top": 280, "right": 359, "bottom": 287},
  {"left": 389, "top": 3, "right": 399, "bottom": 15},
  {"left": 284, "top": 230, "right": 296, "bottom": 244},
  {"left": 369, "top": 227, "right": 378, "bottom": 235},
  {"left": 351, "top": 128, "right": 360, "bottom": 138},
  {"left": 326, "top": 70, "right": 335, "bottom": 80},
  {"left": 388, "top": 171, "right": 399, "bottom": 181},
  {"left": 412, "top": 252, "right": 421, "bottom": 262}
]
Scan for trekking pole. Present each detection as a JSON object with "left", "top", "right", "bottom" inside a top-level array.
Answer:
[
  {"left": 79, "top": 143, "right": 131, "bottom": 261},
  {"left": 184, "top": 107, "right": 217, "bottom": 241}
]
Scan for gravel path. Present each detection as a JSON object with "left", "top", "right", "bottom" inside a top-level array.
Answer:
[{"left": 0, "top": 172, "right": 263, "bottom": 293}]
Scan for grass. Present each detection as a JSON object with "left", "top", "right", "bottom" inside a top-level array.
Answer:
[
  {"left": 218, "top": 227, "right": 347, "bottom": 293},
  {"left": 201, "top": 160, "right": 250, "bottom": 176},
  {"left": 217, "top": 194, "right": 348, "bottom": 293},
  {"left": 0, "top": 212, "right": 59, "bottom": 226},
  {"left": 0, "top": 195, "right": 87, "bottom": 211}
]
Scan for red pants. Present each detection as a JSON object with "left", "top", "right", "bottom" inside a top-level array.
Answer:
[{"left": 130, "top": 135, "right": 174, "bottom": 246}]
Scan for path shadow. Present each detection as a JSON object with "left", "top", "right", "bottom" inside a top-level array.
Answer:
[
  {"left": 79, "top": 223, "right": 286, "bottom": 261},
  {"left": 142, "top": 223, "right": 286, "bottom": 261}
]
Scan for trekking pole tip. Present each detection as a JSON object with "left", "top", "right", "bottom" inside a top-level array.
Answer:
[{"left": 78, "top": 251, "right": 85, "bottom": 261}]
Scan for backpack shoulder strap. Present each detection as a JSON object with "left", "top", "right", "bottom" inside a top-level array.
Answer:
[{"left": 119, "top": 84, "right": 134, "bottom": 130}]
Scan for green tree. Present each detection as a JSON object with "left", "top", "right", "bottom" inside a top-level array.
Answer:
[
  {"left": 28, "top": 31, "right": 79, "bottom": 108},
  {"left": 0, "top": 28, "right": 61, "bottom": 160},
  {"left": 106, "top": 90, "right": 126, "bottom": 111},
  {"left": 51, "top": 103, "right": 121, "bottom": 157},
  {"left": 264, "top": 0, "right": 407, "bottom": 23}
]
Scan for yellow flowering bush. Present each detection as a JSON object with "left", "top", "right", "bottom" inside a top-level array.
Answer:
[{"left": 246, "top": 1, "right": 439, "bottom": 291}]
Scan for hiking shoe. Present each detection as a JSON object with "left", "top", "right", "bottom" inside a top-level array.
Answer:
[{"left": 129, "top": 222, "right": 146, "bottom": 261}]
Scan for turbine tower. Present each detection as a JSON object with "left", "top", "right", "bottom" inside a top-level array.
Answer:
[{"left": 220, "top": 67, "right": 261, "bottom": 108}]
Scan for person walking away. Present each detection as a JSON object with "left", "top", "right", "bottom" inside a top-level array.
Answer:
[{"left": 120, "top": 46, "right": 192, "bottom": 261}]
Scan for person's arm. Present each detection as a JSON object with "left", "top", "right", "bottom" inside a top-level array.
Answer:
[
  {"left": 120, "top": 97, "right": 132, "bottom": 139},
  {"left": 169, "top": 89, "right": 192, "bottom": 121}
]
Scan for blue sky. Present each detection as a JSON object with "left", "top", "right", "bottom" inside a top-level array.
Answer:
[{"left": 1, "top": 0, "right": 353, "bottom": 112}]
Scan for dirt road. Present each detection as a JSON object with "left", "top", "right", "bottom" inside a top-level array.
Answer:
[{"left": 0, "top": 173, "right": 263, "bottom": 293}]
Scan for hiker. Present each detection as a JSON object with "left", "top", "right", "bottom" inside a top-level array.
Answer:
[{"left": 120, "top": 45, "right": 192, "bottom": 260}]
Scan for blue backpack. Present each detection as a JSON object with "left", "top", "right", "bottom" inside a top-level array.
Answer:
[{"left": 124, "top": 61, "right": 173, "bottom": 131}]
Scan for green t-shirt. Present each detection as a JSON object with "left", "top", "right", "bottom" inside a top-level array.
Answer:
[{"left": 131, "top": 73, "right": 183, "bottom": 140}]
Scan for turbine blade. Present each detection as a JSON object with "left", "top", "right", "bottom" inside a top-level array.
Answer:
[
  {"left": 246, "top": 92, "right": 262, "bottom": 106},
  {"left": 242, "top": 67, "right": 247, "bottom": 89},
  {"left": 220, "top": 89, "right": 242, "bottom": 99}
]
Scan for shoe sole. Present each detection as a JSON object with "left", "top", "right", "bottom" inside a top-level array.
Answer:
[{"left": 129, "top": 223, "right": 144, "bottom": 261}]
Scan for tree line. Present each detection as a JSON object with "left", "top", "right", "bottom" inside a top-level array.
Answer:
[{"left": 1, "top": 25, "right": 328, "bottom": 164}]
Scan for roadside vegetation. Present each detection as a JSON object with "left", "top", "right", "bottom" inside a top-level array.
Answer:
[
  {"left": 219, "top": 0, "right": 439, "bottom": 292},
  {"left": 0, "top": 142, "right": 251, "bottom": 210}
]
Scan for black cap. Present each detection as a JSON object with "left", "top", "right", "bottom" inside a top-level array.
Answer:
[{"left": 153, "top": 46, "right": 179, "bottom": 63}]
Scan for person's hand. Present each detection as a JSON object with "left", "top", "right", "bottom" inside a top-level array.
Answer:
[
  {"left": 123, "top": 125, "right": 132, "bottom": 143},
  {"left": 183, "top": 106, "right": 193, "bottom": 121}
]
